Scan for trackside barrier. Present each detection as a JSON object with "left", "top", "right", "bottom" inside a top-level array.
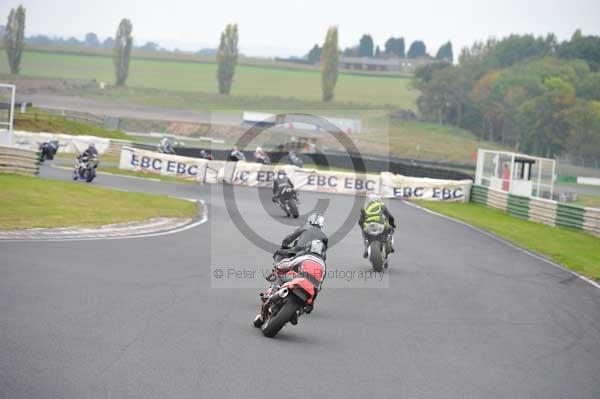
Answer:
[
  {"left": 471, "top": 184, "right": 600, "bottom": 237},
  {"left": 10, "top": 130, "right": 136, "bottom": 157},
  {"left": 0, "top": 145, "right": 40, "bottom": 176},
  {"left": 119, "top": 147, "right": 208, "bottom": 181},
  {"left": 119, "top": 147, "right": 473, "bottom": 201}
]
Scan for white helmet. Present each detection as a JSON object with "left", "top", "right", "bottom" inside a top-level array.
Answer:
[
  {"left": 367, "top": 193, "right": 381, "bottom": 202},
  {"left": 307, "top": 213, "right": 324, "bottom": 228},
  {"left": 256, "top": 146, "right": 262, "bottom": 152}
]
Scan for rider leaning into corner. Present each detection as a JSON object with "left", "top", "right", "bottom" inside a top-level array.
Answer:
[
  {"left": 272, "top": 171, "right": 295, "bottom": 202},
  {"left": 358, "top": 193, "right": 396, "bottom": 258},
  {"left": 254, "top": 213, "right": 328, "bottom": 327},
  {"left": 77, "top": 143, "right": 99, "bottom": 166}
]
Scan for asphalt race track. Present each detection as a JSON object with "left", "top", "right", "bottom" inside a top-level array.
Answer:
[{"left": 1, "top": 166, "right": 600, "bottom": 399}]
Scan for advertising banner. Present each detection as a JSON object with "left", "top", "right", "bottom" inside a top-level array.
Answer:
[
  {"left": 119, "top": 147, "right": 208, "bottom": 182},
  {"left": 379, "top": 172, "right": 472, "bottom": 202}
]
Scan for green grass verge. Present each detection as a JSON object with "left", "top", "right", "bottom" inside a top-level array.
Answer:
[
  {"left": 0, "top": 173, "right": 196, "bottom": 229},
  {"left": 100, "top": 167, "right": 199, "bottom": 184},
  {"left": 0, "top": 50, "right": 418, "bottom": 109},
  {"left": 415, "top": 201, "right": 600, "bottom": 282},
  {"left": 573, "top": 194, "right": 600, "bottom": 208},
  {"left": 14, "top": 109, "right": 129, "bottom": 140}
]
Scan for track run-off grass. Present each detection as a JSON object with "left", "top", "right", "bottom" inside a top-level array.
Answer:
[
  {"left": 13, "top": 109, "right": 130, "bottom": 140},
  {"left": 0, "top": 50, "right": 419, "bottom": 109},
  {"left": 0, "top": 174, "right": 197, "bottom": 230},
  {"left": 414, "top": 201, "right": 600, "bottom": 282}
]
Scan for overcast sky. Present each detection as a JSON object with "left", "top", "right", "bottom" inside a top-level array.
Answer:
[{"left": 1, "top": 0, "right": 598, "bottom": 57}]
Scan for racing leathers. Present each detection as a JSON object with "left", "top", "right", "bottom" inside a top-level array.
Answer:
[
  {"left": 358, "top": 200, "right": 396, "bottom": 257},
  {"left": 272, "top": 175, "right": 295, "bottom": 202}
]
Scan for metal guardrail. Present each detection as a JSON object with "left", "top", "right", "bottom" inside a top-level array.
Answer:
[
  {"left": 470, "top": 184, "right": 600, "bottom": 237},
  {"left": 0, "top": 145, "right": 40, "bottom": 176}
]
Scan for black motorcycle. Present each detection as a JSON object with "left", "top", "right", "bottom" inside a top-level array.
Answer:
[
  {"left": 276, "top": 186, "right": 299, "bottom": 218},
  {"left": 363, "top": 222, "right": 393, "bottom": 272},
  {"left": 73, "top": 154, "right": 99, "bottom": 183},
  {"left": 39, "top": 140, "right": 59, "bottom": 162}
]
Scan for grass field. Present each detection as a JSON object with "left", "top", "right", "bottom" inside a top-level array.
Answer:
[
  {"left": 0, "top": 174, "right": 196, "bottom": 229},
  {"left": 573, "top": 194, "right": 600, "bottom": 208},
  {"left": 14, "top": 109, "right": 129, "bottom": 140},
  {"left": 0, "top": 50, "right": 418, "bottom": 109},
  {"left": 415, "top": 201, "right": 600, "bottom": 282},
  {"left": 360, "top": 119, "right": 507, "bottom": 166}
]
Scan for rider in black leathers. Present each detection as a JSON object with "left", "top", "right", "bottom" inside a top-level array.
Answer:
[
  {"left": 273, "top": 213, "right": 328, "bottom": 261},
  {"left": 81, "top": 143, "right": 98, "bottom": 159},
  {"left": 272, "top": 172, "right": 295, "bottom": 203}
]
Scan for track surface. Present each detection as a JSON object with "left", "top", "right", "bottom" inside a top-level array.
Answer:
[{"left": 1, "top": 166, "right": 599, "bottom": 399}]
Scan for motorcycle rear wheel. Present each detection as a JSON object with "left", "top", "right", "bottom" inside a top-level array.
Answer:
[
  {"left": 369, "top": 242, "right": 384, "bottom": 272},
  {"left": 288, "top": 199, "right": 299, "bottom": 218},
  {"left": 261, "top": 296, "right": 300, "bottom": 338}
]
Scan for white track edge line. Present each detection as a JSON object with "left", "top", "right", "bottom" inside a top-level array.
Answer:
[
  {"left": 0, "top": 200, "right": 208, "bottom": 243},
  {"left": 402, "top": 200, "right": 600, "bottom": 290}
]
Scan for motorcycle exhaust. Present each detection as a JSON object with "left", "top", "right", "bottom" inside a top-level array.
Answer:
[{"left": 278, "top": 287, "right": 289, "bottom": 298}]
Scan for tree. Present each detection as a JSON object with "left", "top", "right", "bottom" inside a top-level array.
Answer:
[
  {"left": 84, "top": 32, "right": 100, "bottom": 47},
  {"left": 3, "top": 5, "right": 26, "bottom": 74},
  {"left": 102, "top": 37, "right": 114, "bottom": 48},
  {"left": 320, "top": 26, "right": 338, "bottom": 102},
  {"left": 384, "top": 37, "right": 405, "bottom": 57},
  {"left": 358, "top": 34, "right": 374, "bottom": 57},
  {"left": 517, "top": 77, "right": 576, "bottom": 156},
  {"left": 436, "top": 41, "right": 453, "bottom": 62},
  {"left": 342, "top": 46, "right": 358, "bottom": 57},
  {"left": 565, "top": 100, "right": 600, "bottom": 163},
  {"left": 140, "top": 41, "right": 159, "bottom": 52},
  {"left": 113, "top": 19, "right": 133, "bottom": 86},
  {"left": 558, "top": 32, "right": 600, "bottom": 72},
  {"left": 576, "top": 72, "right": 600, "bottom": 101},
  {"left": 414, "top": 62, "right": 451, "bottom": 83},
  {"left": 216, "top": 23, "right": 239, "bottom": 95},
  {"left": 407, "top": 40, "right": 427, "bottom": 58},
  {"left": 375, "top": 45, "right": 381, "bottom": 58},
  {"left": 306, "top": 44, "right": 321, "bottom": 64}
]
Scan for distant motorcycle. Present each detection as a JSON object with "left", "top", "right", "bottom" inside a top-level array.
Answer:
[
  {"left": 255, "top": 244, "right": 326, "bottom": 338},
  {"left": 276, "top": 186, "right": 299, "bottom": 218},
  {"left": 39, "top": 140, "right": 59, "bottom": 162},
  {"left": 288, "top": 150, "right": 304, "bottom": 168},
  {"left": 158, "top": 138, "right": 175, "bottom": 154},
  {"left": 73, "top": 154, "right": 99, "bottom": 183},
  {"left": 363, "top": 222, "right": 393, "bottom": 272}
]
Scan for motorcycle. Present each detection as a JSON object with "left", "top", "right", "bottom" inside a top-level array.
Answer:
[
  {"left": 255, "top": 244, "right": 326, "bottom": 338},
  {"left": 288, "top": 150, "right": 304, "bottom": 168},
  {"left": 158, "top": 138, "right": 176, "bottom": 154},
  {"left": 255, "top": 151, "right": 271, "bottom": 165},
  {"left": 363, "top": 222, "right": 393, "bottom": 272},
  {"left": 276, "top": 186, "right": 300, "bottom": 218},
  {"left": 73, "top": 154, "right": 99, "bottom": 183},
  {"left": 39, "top": 140, "right": 59, "bottom": 162}
]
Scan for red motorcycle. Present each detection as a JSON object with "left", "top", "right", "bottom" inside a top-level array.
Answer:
[{"left": 255, "top": 250, "right": 326, "bottom": 338}]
